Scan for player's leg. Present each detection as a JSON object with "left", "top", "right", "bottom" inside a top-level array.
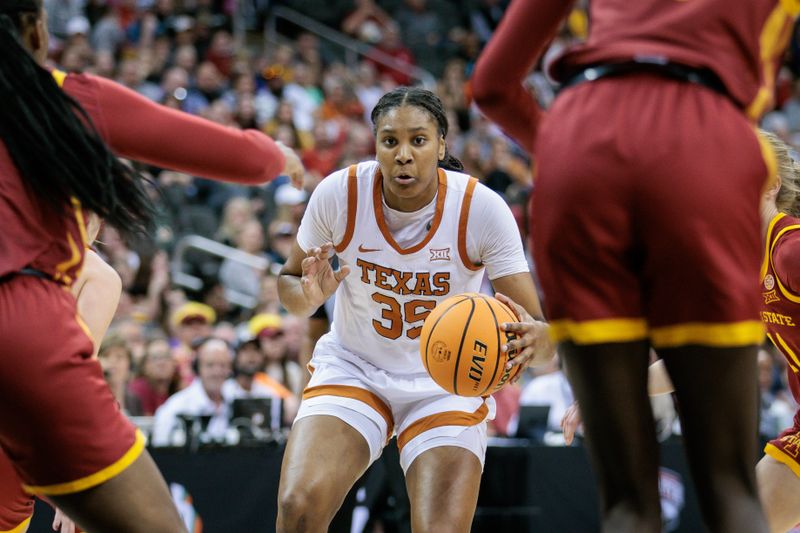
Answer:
[
  {"left": 757, "top": 453, "right": 800, "bottom": 533},
  {"left": 562, "top": 340, "right": 662, "bottom": 532},
  {"left": 404, "top": 445, "right": 482, "bottom": 533},
  {"left": 277, "top": 415, "right": 372, "bottom": 532},
  {"left": 395, "top": 385, "right": 490, "bottom": 533},
  {"left": 659, "top": 346, "right": 766, "bottom": 532},
  {"left": 0, "top": 279, "right": 186, "bottom": 533},
  {"left": 47, "top": 452, "right": 185, "bottom": 533}
]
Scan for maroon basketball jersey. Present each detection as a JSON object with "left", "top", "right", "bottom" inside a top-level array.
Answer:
[
  {"left": 551, "top": 0, "right": 799, "bottom": 120},
  {"left": 761, "top": 213, "right": 800, "bottom": 404}
]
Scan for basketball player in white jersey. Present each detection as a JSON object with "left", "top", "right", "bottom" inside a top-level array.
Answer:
[{"left": 277, "top": 87, "right": 553, "bottom": 532}]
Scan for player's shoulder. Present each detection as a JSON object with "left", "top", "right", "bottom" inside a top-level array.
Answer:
[
  {"left": 442, "top": 169, "right": 499, "bottom": 201},
  {"left": 58, "top": 69, "right": 100, "bottom": 92},
  {"left": 465, "top": 177, "right": 511, "bottom": 211},
  {"left": 442, "top": 168, "right": 473, "bottom": 193},
  {"left": 313, "top": 160, "right": 379, "bottom": 200}
]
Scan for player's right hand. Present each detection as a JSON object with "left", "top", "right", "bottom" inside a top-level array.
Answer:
[
  {"left": 300, "top": 243, "right": 350, "bottom": 308},
  {"left": 561, "top": 401, "right": 582, "bottom": 446},
  {"left": 276, "top": 141, "right": 306, "bottom": 189}
]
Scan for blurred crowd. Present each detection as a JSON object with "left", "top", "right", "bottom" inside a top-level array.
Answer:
[{"left": 50, "top": 0, "right": 799, "bottom": 446}]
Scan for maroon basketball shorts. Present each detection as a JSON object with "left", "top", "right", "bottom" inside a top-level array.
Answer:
[
  {"left": 0, "top": 276, "right": 143, "bottom": 496},
  {"left": 531, "top": 73, "right": 771, "bottom": 348}
]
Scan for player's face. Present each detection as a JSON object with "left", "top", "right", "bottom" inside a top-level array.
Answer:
[{"left": 375, "top": 105, "right": 446, "bottom": 212}]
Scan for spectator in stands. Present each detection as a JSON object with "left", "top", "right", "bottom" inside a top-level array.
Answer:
[
  {"left": 218, "top": 219, "right": 269, "bottom": 304},
  {"left": 273, "top": 184, "right": 308, "bottom": 225},
  {"left": 185, "top": 61, "right": 226, "bottom": 115},
  {"left": 171, "top": 301, "right": 217, "bottom": 384},
  {"left": 250, "top": 313, "right": 303, "bottom": 397},
  {"left": 266, "top": 220, "right": 298, "bottom": 267},
  {"left": 98, "top": 332, "right": 144, "bottom": 416},
  {"left": 302, "top": 120, "right": 347, "bottom": 179},
  {"left": 394, "top": 0, "right": 457, "bottom": 76},
  {"left": 215, "top": 197, "right": 256, "bottom": 246},
  {"left": 263, "top": 100, "right": 313, "bottom": 150},
  {"left": 341, "top": 0, "right": 393, "bottom": 44},
  {"left": 151, "top": 337, "right": 235, "bottom": 446},
  {"left": 365, "top": 22, "right": 415, "bottom": 85},
  {"left": 115, "top": 318, "right": 149, "bottom": 366},
  {"left": 353, "top": 61, "right": 384, "bottom": 123},
  {"left": 223, "top": 333, "right": 292, "bottom": 429},
  {"left": 128, "top": 336, "right": 181, "bottom": 416},
  {"left": 172, "top": 301, "right": 216, "bottom": 349},
  {"left": 205, "top": 29, "right": 235, "bottom": 77},
  {"left": 258, "top": 274, "right": 283, "bottom": 313}
]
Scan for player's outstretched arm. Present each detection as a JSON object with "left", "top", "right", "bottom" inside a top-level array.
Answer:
[
  {"left": 65, "top": 73, "right": 304, "bottom": 187},
  {"left": 278, "top": 242, "right": 350, "bottom": 317}
]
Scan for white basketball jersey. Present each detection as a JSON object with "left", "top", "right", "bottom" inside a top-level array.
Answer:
[{"left": 330, "top": 161, "right": 485, "bottom": 374}]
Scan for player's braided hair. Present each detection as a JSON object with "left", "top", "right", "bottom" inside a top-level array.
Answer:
[
  {"left": 370, "top": 87, "right": 465, "bottom": 172},
  {"left": 0, "top": 0, "right": 155, "bottom": 238}
]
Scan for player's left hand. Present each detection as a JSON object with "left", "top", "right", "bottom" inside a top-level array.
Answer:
[
  {"left": 52, "top": 506, "right": 76, "bottom": 533},
  {"left": 495, "top": 292, "right": 555, "bottom": 382}
]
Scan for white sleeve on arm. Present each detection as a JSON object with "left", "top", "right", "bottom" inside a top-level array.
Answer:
[
  {"left": 466, "top": 184, "right": 530, "bottom": 280},
  {"left": 296, "top": 168, "right": 349, "bottom": 253}
]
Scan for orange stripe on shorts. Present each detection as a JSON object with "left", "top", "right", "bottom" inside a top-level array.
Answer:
[
  {"left": 397, "top": 401, "right": 489, "bottom": 452},
  {"left": 303, "top": 384, "right": 394, "bottom": 440}
]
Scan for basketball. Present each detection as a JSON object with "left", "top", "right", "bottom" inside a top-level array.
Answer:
[{"left": 420, "top": 293, "right": 523, "bottom": 397}]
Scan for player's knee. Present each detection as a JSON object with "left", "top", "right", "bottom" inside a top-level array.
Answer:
[{"left": 277, "top": 484, "right": 331, "bottom": 532}]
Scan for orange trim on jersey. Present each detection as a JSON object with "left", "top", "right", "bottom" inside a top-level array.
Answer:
[
  {"left": 762, "top": 213, "right": 786, "bottom": 281},
  {"left": 549, "top": 318, "right": 648, "bottom": 344},
  {"left": 23, "top": 430, "right": 145, "bottom": 496},
  {"left": 303, "top": 384, "right": 394, "bottom": 440},
  {"left": 372, "top": 168, "right": 447, "bottom": 255},
  {"left": 334, "top": 165, "right": 359, "bottom": 253},
  {"left": 651, "top": 321, "right": 765, "bottom": 348},
  {"left": 397, "top": 401, "right": 489, "bottom": 452},
  {"left": 746, "top": 6, "right": 795, "bottom": 120},
  {"left": 770, "top": 224, "right": 800, "bottom": 303},
  {"left": 51, "top": 69, "right": 67, "bottom": 88},
  {"left": 764, "top": 442, "right": 800, "bottom": 479},
  {"left": 770, "top": 332, "right": 800, "bottom": 372},
  {"left": 457, "top": 177, "right": 483, "bottom": 271},
  {"left": 1, "top": 516, "right": 32, "bottom": 533}
]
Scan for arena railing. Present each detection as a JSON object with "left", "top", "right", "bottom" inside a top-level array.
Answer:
[
  {"left": 263, "top": 5, "right": 437, "bottom": 90},
  {"left": 170, "top": 234, "right": 272, "bottom": 309}
]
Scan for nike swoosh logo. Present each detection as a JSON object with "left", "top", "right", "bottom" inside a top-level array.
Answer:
[{"left": 358, "top": 245, "right": 381, "bottom": 253}]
